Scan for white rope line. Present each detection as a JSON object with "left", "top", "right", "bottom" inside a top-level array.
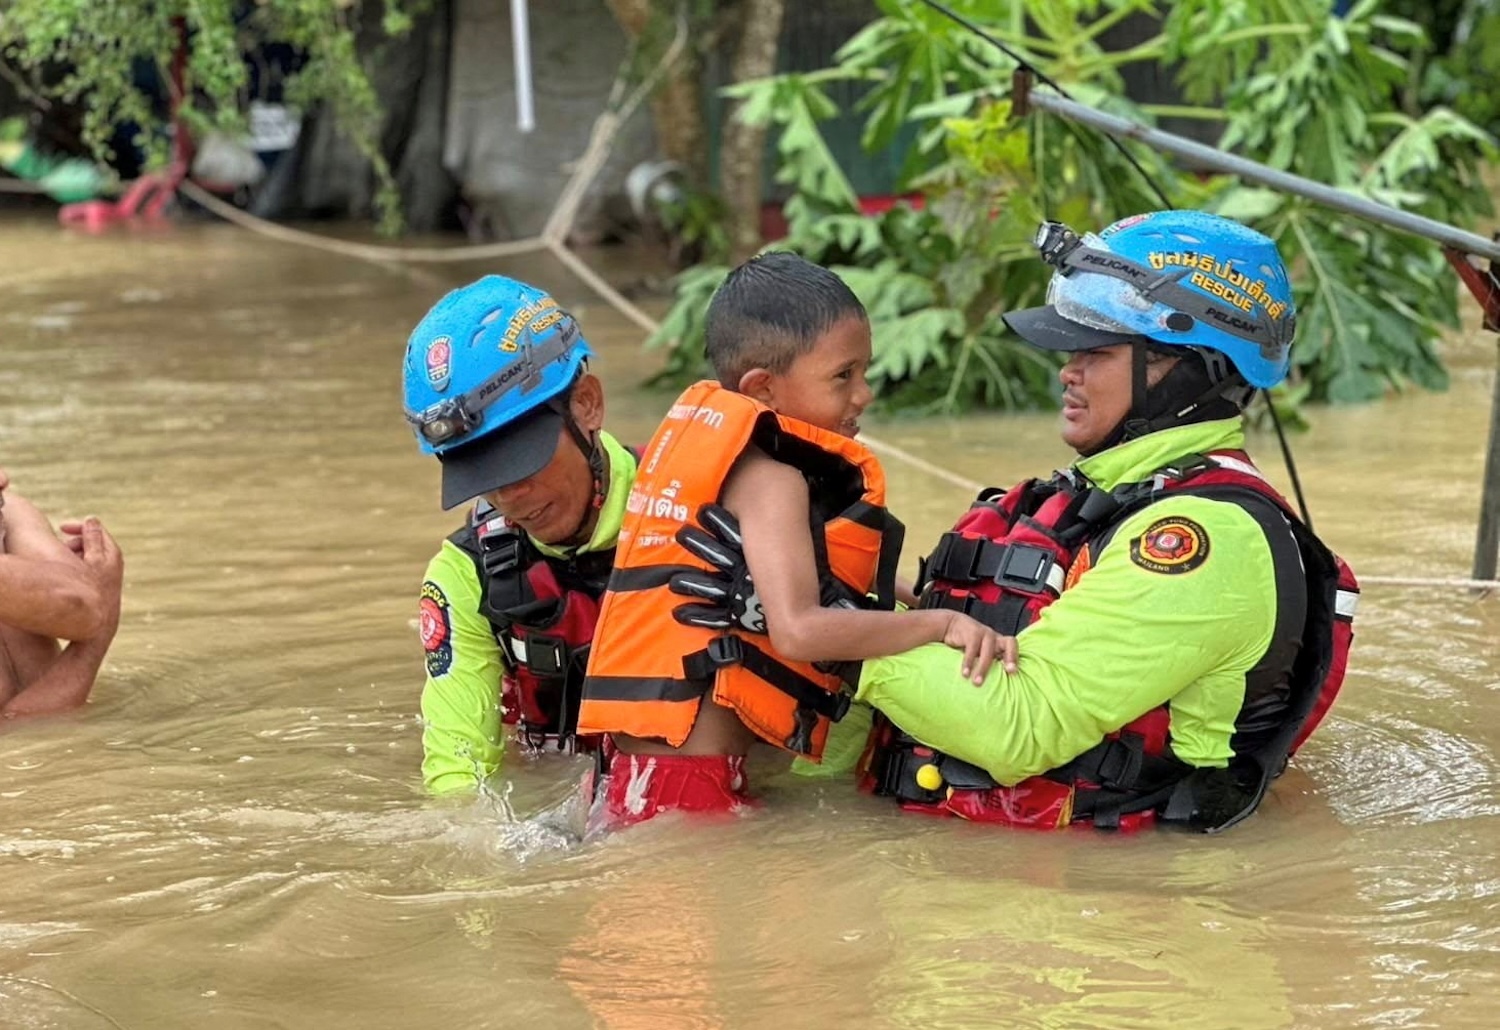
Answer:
[
  {"left": 859, "top": 434, "right": 985, "bottom": 494},
  {"left": 180, "top": 14, "right": 685, "bottom": 268},
  {"left": 1359, "top": 575, "right": 1498, "bottom": 591},
  {"left": 168, "top": 21, "right": 1500, "bottom": 597},
  {"left": 179, "top": 182, "right": 542, "bottom": 261},
  {"left": 549, "top": 242, "right": 659, "bottom": 333}
]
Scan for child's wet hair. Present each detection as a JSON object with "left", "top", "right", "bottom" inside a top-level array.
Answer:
[{"left": 705, "top": 251, "right": 868, "bottom": 387}]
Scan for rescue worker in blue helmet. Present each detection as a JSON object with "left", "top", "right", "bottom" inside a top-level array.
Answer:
[
  {"left": 402, "top": 275, "right": 638, "bottom": 794},
  {"left": 853, "top": 210, "right": 1361, "bottom": 831},
  {"left": 680, "top": 211, "right": 1359, "bottom": 831}
]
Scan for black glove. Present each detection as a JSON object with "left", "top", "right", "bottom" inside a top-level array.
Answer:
[{"left": 670, "top": 504, "right": 766, "bottom": 633}]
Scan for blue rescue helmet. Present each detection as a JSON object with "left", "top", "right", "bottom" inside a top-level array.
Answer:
[
  {"left": 402, "top": 275, "right": 594, "bottom": 509},
  {"left": 1003, "top": 210, "right": 1296, "bottom": 389}
]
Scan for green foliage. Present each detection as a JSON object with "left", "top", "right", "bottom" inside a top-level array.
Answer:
[
  {"left": 1385, "top": 0, "right": 1500, "bottom": 135},
  {"left": 650, "top": 0, "right": 1496, "bottom": 413},
  {"left": 1162, "top": 0, "right": 1495, "bottom": 401},
  {"left": 0, "top": 0, "right": 415, "bottom": 233},
  {"left": 656, "top": 185, "right": 733, "bottom": 266},
  {"left": 1434, "top": 5, "right": 1500, "bottom": 133}
]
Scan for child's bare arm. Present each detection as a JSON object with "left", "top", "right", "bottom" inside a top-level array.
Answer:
[{"left": 722, "top": 449, "right": 1014, "bottom": 682}]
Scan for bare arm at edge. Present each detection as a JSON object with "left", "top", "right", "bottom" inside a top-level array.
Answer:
[{"left": 0, "top": 506, "right": 119, "bottom": 641}]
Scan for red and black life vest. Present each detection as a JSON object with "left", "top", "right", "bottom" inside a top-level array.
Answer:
[
  {"left": 861, "top": 450, "right": 1359, "bottom": 833},
  {"left": 449, "top": 504, "right": 613, "bottom": 753}
]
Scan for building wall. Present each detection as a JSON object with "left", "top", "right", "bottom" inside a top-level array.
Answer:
[{"left": 445, "top": 0, "right": 657, "bottom": 240}]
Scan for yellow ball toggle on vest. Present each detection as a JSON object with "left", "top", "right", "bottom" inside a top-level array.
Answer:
[{"left": 914, "top": 763, "right": 945, "bottom": 792}]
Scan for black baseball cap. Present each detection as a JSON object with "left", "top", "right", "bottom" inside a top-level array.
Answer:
[
  {"left": 1002, "top": 304, "right": 1135, "bottom": 352},
  {"left": 436, "top": 404, "right": 564, "bottom": 509}
]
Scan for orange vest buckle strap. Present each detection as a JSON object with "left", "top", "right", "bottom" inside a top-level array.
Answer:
[{"left": 682, "top": 635, "right": 852, "bottom": 754}]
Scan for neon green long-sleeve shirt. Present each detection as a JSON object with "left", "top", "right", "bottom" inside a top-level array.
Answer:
[
  {"left": 855, "top": 418, "right": 1284, "bottom": 785},
  {"left": 417, "top": 432, "right": 636, "bottom": 794}
]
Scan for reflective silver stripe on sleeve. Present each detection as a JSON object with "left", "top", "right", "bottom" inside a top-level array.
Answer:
[
  {"left": 1047, "top": 563, "right": 1067, "bottom": 594},
  {"left": 1335, "top": 589, "right": 1359, "bottom": 620},
  {"left": 1208, "top": 454, "right": 1267, "bottom": 481}
]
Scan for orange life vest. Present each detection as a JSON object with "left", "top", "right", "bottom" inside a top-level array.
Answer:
[{"left": 578, "top": 381, "right": 900, "bottom": 757}]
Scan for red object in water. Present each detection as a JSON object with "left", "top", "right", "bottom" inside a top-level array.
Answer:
[
  {"left": 58, "top": 166, "right": 186, "bottom": 232},
  {"left": 758, "top": 193, "right": 926, "bottom": 243},
  {"left": 59, "top": 17, "right": 193, "bottom": 233}
]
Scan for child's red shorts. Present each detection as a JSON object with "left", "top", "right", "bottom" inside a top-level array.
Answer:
[{"left": 591, "top": 750, "right": 753, "bottom": 831}]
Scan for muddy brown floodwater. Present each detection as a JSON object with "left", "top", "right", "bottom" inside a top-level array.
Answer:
[{"left": 1, "top": 212, "right": 1496, "bottom": 1029}]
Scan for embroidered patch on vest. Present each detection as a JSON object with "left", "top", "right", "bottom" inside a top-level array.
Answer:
[
  {"left": 419, "top": 580, "right": 453, "bottom": 676},
  {"left": 1129, "top": 517, "right": 1209, "bottom": 575},
  {"left": 1064, "top": 543, "right": 1094, "bottom": 590}
]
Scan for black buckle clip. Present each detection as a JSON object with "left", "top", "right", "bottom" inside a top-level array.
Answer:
[
  {"left": 480, "top": 532, "right": 523, "bottom": 577},
  {"left": 875, "top": 738, "right": 945, "bottom": 804},
  {"left": 994, "top": 544, "right": 1054, "bottom": 593},
  {"left": 523, "top": 635, "right": 568, "bottom": 676},
  {"left": 827, "top": 691, "right": 852, "bottom": 723},
  {"left": 705, "top": 635, "right": 745, "bottom": 668}
]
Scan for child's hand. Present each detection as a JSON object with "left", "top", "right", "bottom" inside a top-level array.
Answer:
[{"left": 940, "top": 612, "right": 1018, "bottom": 685}]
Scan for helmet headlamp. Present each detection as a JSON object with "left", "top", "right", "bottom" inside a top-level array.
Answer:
[
  {"left": 1035, "top": 221, "right": 1084, "bottom": 270},
  {"left": 415, "top": 398, "right": 482, "bottom": 446}
]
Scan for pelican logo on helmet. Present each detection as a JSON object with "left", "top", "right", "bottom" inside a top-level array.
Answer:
[
  {"left": 1076, "top": 250, "right": 1150, "bottom": 283},
  {"left": 425, "top": 335, "right": 452, "bottom": 391},
  {"left": 1203, "top": 306, "right": 1264, "bottom": 336},
  {"left": 477, "top": 360, "right": 529, "bottom": 403}
]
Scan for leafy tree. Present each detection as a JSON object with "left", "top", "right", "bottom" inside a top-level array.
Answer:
[
  {"left": 1387, "top": 0, "right": 1500, "bottom": 136},
  {"left": 606, "top": 0, "right": 789, "bottom": 264},
  {"left": 0, "top": 0, "right": 415, "bottom": 232},
  {"left": 649, "top": 0, "right": 1496, "bottom": 412}
]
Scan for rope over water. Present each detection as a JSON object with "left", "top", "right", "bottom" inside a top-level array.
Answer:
[{"left": 172, "top": 11, "right": 1497, "bottom": 596}]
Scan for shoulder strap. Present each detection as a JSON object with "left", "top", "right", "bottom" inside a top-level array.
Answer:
[{"left": 1150, "top": 482, "right": 1336, "bottom": 833}]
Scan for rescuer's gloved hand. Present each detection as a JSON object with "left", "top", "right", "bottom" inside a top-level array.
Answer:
[{"left": 670, "top": 504, "right": 766, "bottom": 634}]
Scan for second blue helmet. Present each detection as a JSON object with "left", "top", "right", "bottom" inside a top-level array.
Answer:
[
  {"left": 402, "top": 275, "right": 594, "bottom": 455},
  {"left": 1016, "top": 210, "right": 1297, "bottom": 389}
]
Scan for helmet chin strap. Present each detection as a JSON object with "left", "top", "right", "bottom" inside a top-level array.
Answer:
[
  {"left": 1087, "top": 340, "right": 1252, "bottom": 456},
  {"left": 553, "top": 400, "right": 607, "bottom": 546}
]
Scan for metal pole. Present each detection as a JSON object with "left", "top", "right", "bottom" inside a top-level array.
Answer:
[
  {"left": 511, "top": 0, "right": 535, "bottom": 133},
  {"left": 1023, "top": 83, "right": 1500, "bottom": 585},
  {"left": 1024, "top": 90, "right": 1500, "bottom": 263},
  {"left": 1477, "top": 339, "right": 1500, "bottom": 583}
]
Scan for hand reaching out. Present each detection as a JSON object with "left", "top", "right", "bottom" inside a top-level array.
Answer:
[{"left": 939, "top": 611, "right": 1018, "bottom": 685}]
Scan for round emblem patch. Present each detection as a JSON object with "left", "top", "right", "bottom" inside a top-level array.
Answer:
[
  {"left": 1129, "top": 516, "right": 1209, "bottom": 575},
  {"left": 419, "top": 580, "right": 453, "bottom": 676}
]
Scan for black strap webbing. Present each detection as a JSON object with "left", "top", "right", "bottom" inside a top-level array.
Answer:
[{"left": 682, "top": 635, "right": 850, "bottom": 754}]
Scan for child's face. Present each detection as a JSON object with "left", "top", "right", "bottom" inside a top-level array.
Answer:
[{"left": 760, "top": 316, "right": 873, "bottom": 437}]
